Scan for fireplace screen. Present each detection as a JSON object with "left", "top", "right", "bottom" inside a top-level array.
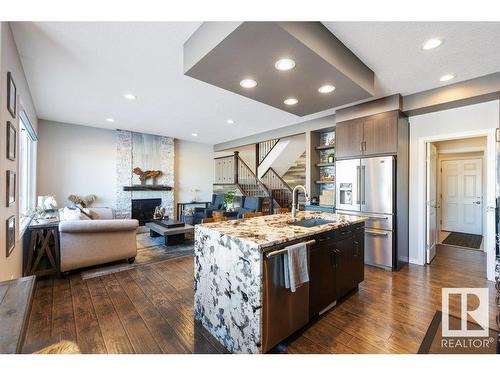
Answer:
[{"left": 131, "top": 198, "right": 161, "bottom": 225}]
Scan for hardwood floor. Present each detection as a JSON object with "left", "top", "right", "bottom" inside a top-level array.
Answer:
[{"left": 24, "top": 244, "right": 498, "bottom": 354}]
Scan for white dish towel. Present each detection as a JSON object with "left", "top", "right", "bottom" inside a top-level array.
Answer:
[{"left": 284, "top": 242, "right": 309, "bottom": 292}]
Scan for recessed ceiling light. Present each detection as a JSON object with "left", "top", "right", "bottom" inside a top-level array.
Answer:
[
  {"left": 275, "top": 58, "right": 296, "bottom": 71},
  {"left": 284, "top": 98, "right": 298, "bottom": 106},
  {"left": 106, "top": 118, "right": 115, "bottom": 123},
  {"left": 226, "top": 119, "right": 235, "bottom": 125},
  {"left": 439, "top": 74, "right": 455, "bottom": 82},
  {"left": 318, "top": 85, "right": 336, "bottom": 94},
  {"left": 240, "top": 79, "right": 257, "bottom": 88},
  {"left": 191, "top": 133, "right": 198, "bottom": 137},
  {"left": 422, "top": 38, "right": 443, "bottom": 50},
  {"left": 123, "top": 93, "right": 136, "bottom": 100}
]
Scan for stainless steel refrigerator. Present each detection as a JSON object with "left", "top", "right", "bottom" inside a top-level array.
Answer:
[{"left": 336, "top": 156, "right": 395, "bottom": 270}]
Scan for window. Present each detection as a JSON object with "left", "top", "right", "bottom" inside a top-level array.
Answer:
[{"left": 19, "top": 110, "right": 37, "bottom": 232}]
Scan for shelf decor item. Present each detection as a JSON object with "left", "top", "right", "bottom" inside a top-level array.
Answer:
[
  {"left": 132, "top": 167, "right": 162, "bottom": 185},
  {"left": 6, "top": 170, "right": 16, "bottom": 206},
  {"left": 190, "top": 188, "right": 200, "bottom": 202},
  {"left": 327, "top": 152, "right": 334, "bottom": 163},
  {"left": 7, "top": 72, "right": 17, "bottom": 118},
  {"left": 6, "top": 215, "right": 15, "bottom": 257},
  {"left": 6, "top": 121, "right": 16, "bottom": 161},
  {"left": 68, "top": 194, "right": 97, "bottom": 208}
]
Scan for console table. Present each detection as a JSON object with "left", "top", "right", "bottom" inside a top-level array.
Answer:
[
  {"left": 24, "top": 216, "right": 60, "bottom": 277},
  {"left": 176, "top": 201, "right": 211, "bottom": 221}
]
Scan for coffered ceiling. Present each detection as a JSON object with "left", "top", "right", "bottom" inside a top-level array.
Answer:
[{"left": 11, "top": 22, "right": 500, "bottom": 144}]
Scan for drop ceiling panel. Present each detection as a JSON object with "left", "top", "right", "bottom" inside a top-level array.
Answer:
[{"left": 185, "top": 22, "right": 375, "bottom": 116}]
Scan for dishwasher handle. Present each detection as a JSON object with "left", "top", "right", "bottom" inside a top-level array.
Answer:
[{"left": 265, "top": 239, "right": 316, "bottom": 258}]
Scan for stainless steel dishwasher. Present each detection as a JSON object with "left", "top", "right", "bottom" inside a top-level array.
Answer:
[{"left": 261, "top": 240, "right": 314, "bottom": 352}]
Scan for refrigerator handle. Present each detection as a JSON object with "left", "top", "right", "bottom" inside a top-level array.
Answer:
[
  {"left": 356, "top": 165, "right": 361, "bottom": 204},
  {"left": 361, "top": 165, "right": 366, "bottom": 205}
]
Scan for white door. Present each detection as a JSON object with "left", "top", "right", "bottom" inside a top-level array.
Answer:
[
  {"left": 441, "top": 158, "right": 483, "bottom": 235},
  {"left": 426, "top": 143, "right": 438, "bottom": 263}
]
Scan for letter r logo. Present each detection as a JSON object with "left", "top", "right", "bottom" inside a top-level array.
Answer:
[{"left": 442, "top": 288, "right": 489, "bottom": 337}]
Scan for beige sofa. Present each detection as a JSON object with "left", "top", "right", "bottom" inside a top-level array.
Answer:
[{"left": 59, "top": 207, "right": 139, "bottom": 272}]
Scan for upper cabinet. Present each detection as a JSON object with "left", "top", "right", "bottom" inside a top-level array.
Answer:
[
  {"left": 336, "top": 111, "right": 399, "bottom": 158},
  {"left": 335, "top": 118, "right": 364, "bottom": 158}
]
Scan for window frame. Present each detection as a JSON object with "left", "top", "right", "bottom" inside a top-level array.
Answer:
[{"left": 18, "top": 108, "right": 37, "bottom": 236}]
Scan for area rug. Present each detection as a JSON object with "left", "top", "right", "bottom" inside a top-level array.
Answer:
[
  {"left": 80, "top": 232, "right": 194, "bottom": 280},
  {"left": 442, "top": 232, "right": 483, "bottom": 249},
  {"left": 418, "top": 311, "right": 499, "bottom": 354}
]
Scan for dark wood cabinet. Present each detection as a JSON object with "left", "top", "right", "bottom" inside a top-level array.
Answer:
[
  {"left": 336, "top": 111, "right": 399, "bottom": 159},
  {"left": 309, "top": 238, "right": 337, "bottom": 317},
  {"left": 308, "top": 224, "right": 365, "bottom": 318},
  {"left": 333, "top": 233, "right": 354, "bottom": 299},
  {"left": 335, "top": 118, "right": 364, "bottom": 158},
  {"left": 351, "top": 226, "right": 365, "bottom": 287},
  {"left": 362, "top": 112, "right": 398, "bottom": 155}
]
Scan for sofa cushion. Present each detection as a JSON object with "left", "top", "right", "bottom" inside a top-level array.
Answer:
[
  {"left": 88, "top": 207, "right": 115, "bottom": 220},
  {"left": 59, "top": 219, "right": 139, "bottom": 233},
  {"left": 59, "top": 207, "right": 91, "bottom": 221}
]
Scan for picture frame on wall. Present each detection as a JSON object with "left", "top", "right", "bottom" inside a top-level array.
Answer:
[
  {"left": 7, "top": 121, "right": 16, "bottom": 161},
  {"left": 7, "top": 72, "right": 17, "bottom": 118},
  {"left": 6, "top": 170, "right": 16, "bottom": 207},
  {"left": 6, "top": 215, "right": 15, "bottom": 257}
]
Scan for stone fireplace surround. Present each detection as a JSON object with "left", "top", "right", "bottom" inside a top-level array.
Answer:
[{"left": 116, "top": 130, "right": 174, "bottom": 220}]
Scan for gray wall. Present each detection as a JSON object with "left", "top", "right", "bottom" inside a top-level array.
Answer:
[
  {"left": 0, "top": 22, "right": 39, "bottom": 281},
  {"left": 37, "top": 120, "right": 215, "bottom": 217},
  {"left": 37, "top": 120, "right": 117, "bottom": 207}
]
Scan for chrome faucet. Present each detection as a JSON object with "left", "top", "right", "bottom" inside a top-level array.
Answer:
[{"left": 291, "top": 185, "right": 309, "bottom": 220}]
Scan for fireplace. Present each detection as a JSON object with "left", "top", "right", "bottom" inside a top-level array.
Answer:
[{"left": 132, "top": 198, "right": 161, "bottom": 226}]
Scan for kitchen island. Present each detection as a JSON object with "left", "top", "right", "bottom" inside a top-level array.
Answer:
[{"left": 194, "top": 211, "right": 367, "bottom": 353}]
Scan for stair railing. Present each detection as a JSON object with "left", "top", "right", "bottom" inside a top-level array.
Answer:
[
  {"left": 257, "top": 138, "right": 279, "bottom": 166},
  {"left": 260, "top": 167, "right": 294, "bottom": 209}
]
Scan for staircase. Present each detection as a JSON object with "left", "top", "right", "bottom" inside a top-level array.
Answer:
[
  {"left": 282, "top": 152, "right": 306, "bottom": 188},
  {"left": 213, "top": 151, "right": 273, "bottom": 214},
  {"left": 214, "top": 147, "right": 306, "bottom": 214},
  {"left": 261, "top": 167, "right": 294, "bottom": 209}
]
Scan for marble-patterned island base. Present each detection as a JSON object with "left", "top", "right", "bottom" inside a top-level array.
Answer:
[
  {"left": 193, "top": 212, "right": 368, "bottom": 353},
  {"left": 194, "top": 225, "right": 263, "bottom": 353}
]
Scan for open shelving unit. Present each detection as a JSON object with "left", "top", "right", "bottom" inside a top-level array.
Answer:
[
  {"left": 306, "top": 129, "right": 335, "bottom": 212},
  {"left": 315, "top": 144, "right": 335, "bottom": 151}
]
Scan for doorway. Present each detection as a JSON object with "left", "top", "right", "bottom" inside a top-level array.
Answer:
[
  {"left": 425, "top": 135, "right": 493, "bottom": 278},
  {"left": 441, "top": 158, "right": 483, "bottom": 235}
]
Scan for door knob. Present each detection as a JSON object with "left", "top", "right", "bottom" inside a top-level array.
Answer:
[{"left": 473, "top": 201, "right": 481, "bottom": 204}]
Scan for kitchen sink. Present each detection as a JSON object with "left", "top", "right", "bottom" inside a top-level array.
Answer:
[{"left": 290, "top": 218, "right": 336, "bottom": 228}]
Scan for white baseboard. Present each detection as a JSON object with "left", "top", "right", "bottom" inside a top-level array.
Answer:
[{"left": 409, "top": 257, "right": 424, "bottom": 265}]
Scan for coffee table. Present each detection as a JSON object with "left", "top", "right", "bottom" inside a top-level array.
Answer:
[{"left": 145, "top": 220, "right": 194, "bottom": 246}]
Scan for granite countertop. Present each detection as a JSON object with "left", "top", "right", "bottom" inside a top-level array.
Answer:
[{"left": 198, "top": 211, "right": 367, "bottom": 248}]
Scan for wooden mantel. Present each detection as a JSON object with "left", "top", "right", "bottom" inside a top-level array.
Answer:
[{"left": 123, "top": 185, "right": 173, "bottom": 191}]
